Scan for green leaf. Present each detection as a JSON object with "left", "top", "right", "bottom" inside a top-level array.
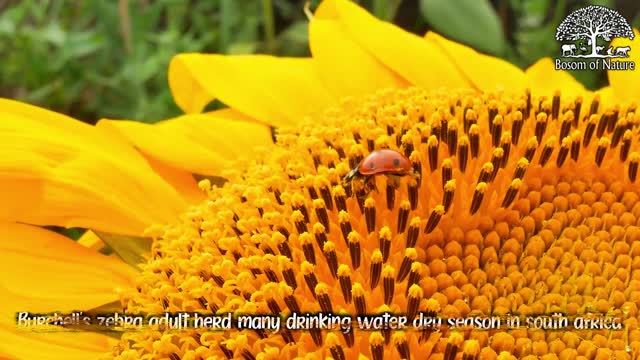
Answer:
[
  {"left": 420, "top": 0, "right": 507, "bottom": 56},
  {"left": 588, "top": 0, "right": 614, "bottom": 7},
  {"left": 518, "top": 0, "right": 550, "bottom": 27},
  {"left": 633, "top": 14, "right": 640, "bottom": 30},
  {"left": 567, "top": 69, "right": 602, "bottom": 91},
  {"left": 0, "top": 16, "right": 16, "bottom": 35},
  {"left": 23, "top": 79, "right": 63, "bottom": 103},
  {"left": 41, "top": 22, "right": 66, "bottom": 46},
  {"left": 227, "top": 41, "right": 258, "bottom": 54},
  {"left": 373, "top": 0, "right": 403, "bottom": 21},
  {"left": 281, "top": 21, "right": 309, "bottom": 44},
  {"left": 66, "top": 31, "right": 102, "bottom": 58},
  {"left": 277, "top": 21, "right": 310, "bottom": 56},
  {"left": 94, "top": 231, "right": 153, "bottom": 271}
]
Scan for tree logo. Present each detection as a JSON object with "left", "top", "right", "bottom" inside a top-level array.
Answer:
[{"left": 555, "top": 5, "right": 635, "bottom": 71}]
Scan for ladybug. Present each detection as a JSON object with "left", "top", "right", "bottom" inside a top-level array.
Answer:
[{"left": 343, "top": 149, "right": 414, "bottom": 189}]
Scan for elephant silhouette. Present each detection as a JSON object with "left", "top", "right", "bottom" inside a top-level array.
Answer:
[{"left": 562, "top": 44, "right": 576, "bottom": 56}]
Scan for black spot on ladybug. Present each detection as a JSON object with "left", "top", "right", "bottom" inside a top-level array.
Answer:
[
  {"left": 393, "top": 158, "right": 400, "bottom": 166},
  {"left": 369, "top": 162, "right": 375, "bottom": 169}
]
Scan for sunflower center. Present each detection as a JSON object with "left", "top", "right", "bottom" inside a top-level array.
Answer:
[{"left": 113, "top": 87, "right": 640, "bottom": 360}]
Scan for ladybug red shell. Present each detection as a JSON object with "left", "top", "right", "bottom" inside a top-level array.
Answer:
[{"left": 344, "top": 149, "right": 412, "bottom": 183}]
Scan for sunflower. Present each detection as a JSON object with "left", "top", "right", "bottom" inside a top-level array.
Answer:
[{"left": 2, "top": 0, "right": 640, "bottom": 359}]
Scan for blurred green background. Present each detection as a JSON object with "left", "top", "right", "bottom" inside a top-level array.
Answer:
[{"left": 1, "top": 0, "right": 639, "bottom": 125}]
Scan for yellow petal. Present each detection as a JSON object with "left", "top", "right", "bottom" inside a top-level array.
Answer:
[
  {"left": 0, "top": 320, "right": 116, "bottom": 360},
  {"left": 0, "top": 222, "right": 136, "bottom": 313},
  {"left": 168, "top": 54, "right": 334, "bottom": 127},
  {"left": 141, "top": 153, "right": 205, "bottom": 204},
  {"left": 596, "top": 86, "right": 616, "bottom": 108},
  {"left": 607, "top": 28, "right": 640, "bottom": 103},
  {"left": 0, "top": 223, "right": 132, "bottom": 359},
  {"left": 425, "top": 32, "right": 526, "bottom": 93},
  {"left": 525, "top": 58, "right": 587, "bottom": 97},
  {"left": 315, "top": 0, "right": 469, "bottom": 89},
  {"left": 0, "top": 98, "right": 188, "bottom": 236},
  {"left": 309, "top": 18, "right": 408, "bottom": 97},
  {"left": 97, "top": 109, "right": 274, "bottom": 177}
]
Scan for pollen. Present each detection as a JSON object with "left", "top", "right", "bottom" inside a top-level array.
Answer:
[{"left": 114, "top": 87, "right": 640, "bottom": 359}]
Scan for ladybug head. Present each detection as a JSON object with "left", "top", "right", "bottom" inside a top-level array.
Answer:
[{"left": 343, "top": 165, "right": 361, "bottom": 183}]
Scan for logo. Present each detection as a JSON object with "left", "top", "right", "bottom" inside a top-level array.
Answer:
[{"left": 555, "top": 5, "right": 635, "bottom": 71}]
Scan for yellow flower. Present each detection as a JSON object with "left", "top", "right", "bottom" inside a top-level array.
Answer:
[
  {"left": 0, "top": 222, "right": 137, "bottom": 359},
  {"left": 2, "top": 0, "right": 640, "bottom": 359},
  {"left": 0, "top": 97, "right": 276, "bottom": 236},
  {"left": 601, "top": 28, "right": 640, "bottom": 105}
]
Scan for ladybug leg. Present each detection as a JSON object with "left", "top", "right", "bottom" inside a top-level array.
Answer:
[
  {"left": 364, "top": 175, "right": 378, "bottom": 194},
  {"left": 354, "top": 176, "right": 375, "bottom": 199},
  {"left": 346, "top": 177, "right": 369, "bottom": 199},
  {"left": 356, "top": 177, "right": 377, "bottom": 200},
  {"left": 350, "top": 181, "right": 364, "bottom": 198},
  {"left": 410, "top": 170, "right": 421, "bottom": 182},
  {"left": 343, "top": 169, "right": 363, "bottom": 196},
  {"left": 356, "top": 190, "right": 368, "bottom": 201},
  {"left": 386, "top": 174, "right": 402, "bottom": 188}
]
